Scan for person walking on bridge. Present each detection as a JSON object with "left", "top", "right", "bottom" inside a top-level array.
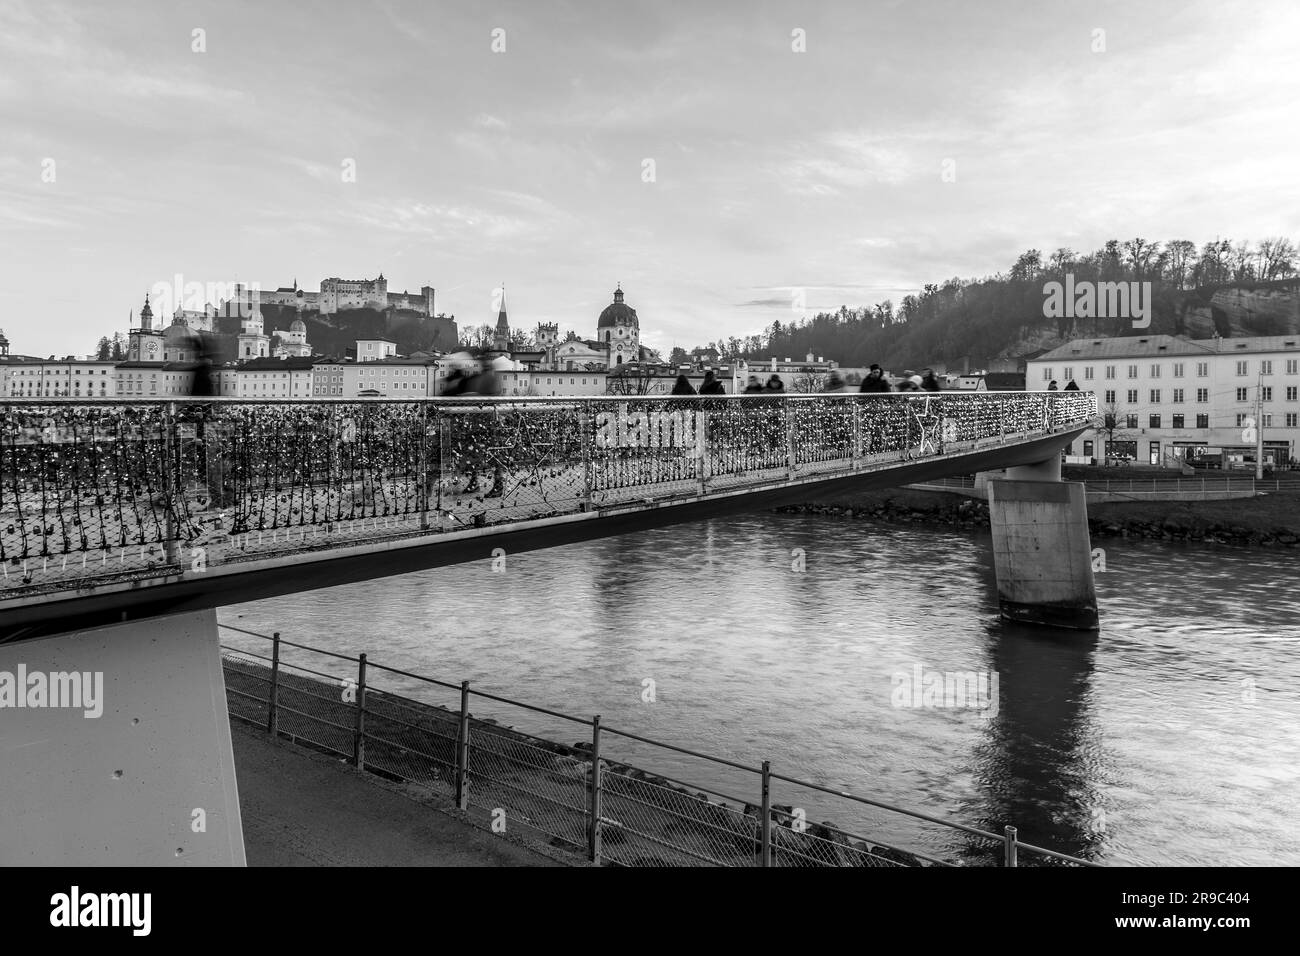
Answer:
[
  {"left": 860, "top": 364, "right": 890, "bottom": 393},
  {"left": 671, "top": 374, "right": 696, "bottom": 395},
  {"left": 699, "top": 370, "right": 726, "bottom": 395},
  {"left": 763, "top": 374, "right": 785, "bottom": 393}
]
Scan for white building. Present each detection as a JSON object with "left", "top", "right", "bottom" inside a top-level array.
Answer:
[
  {"left": 5, "top": 359, "right": 118, "bottom": 398},
  {"left": 1030, "top": 334, "right": 1300, "bottom": 467},
  {"left": 355, "top": 338, "right": 398, "bottom": 362}
]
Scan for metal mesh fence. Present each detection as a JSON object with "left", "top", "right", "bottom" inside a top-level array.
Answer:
[
  {"left": 217, "top": 627, "right": 1098, "bottom": 868},
  {"left": 2, "top": 393, "right": 1096, "bottom": 601}
]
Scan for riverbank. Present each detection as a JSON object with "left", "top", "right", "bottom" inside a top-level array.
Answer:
[
  {"left": 777, "top": 487, "right": 1300, "bottom": 546},
  {"left": 221, "top": 652, "right": 929, "bottom": 867}
]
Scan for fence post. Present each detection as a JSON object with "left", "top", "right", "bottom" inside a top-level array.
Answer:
[
  {"left": 698, "top": 411, "right": 711, "bottom": 496},
  {"left": 163, "top": 401, "right": 180, "bottom": 566},
  {"left": 852, "top": 401, "right": 862, "bottom": 467},
  {"left": 419, "top": 403, "right": 430, "bottom": 530},
  {"left": 456, "top": 680, "right": 470, "bottom": 810},
  {"left": 352, "top": 653, "right": 367, "bottom": 768},
  {"left": 588, "top": 715, "right": 603, "bottom": 864},
  {"left": 786, "top": 400, "right": 797, "bottom": 476},
  {"left": 266, "top": 631, "right": 281, "bottom": 737},
  {"left": 1003, "top": 825, "right": 1018, "bottom": 867},
  {"left": 760, "top": 760, "right": 772, "bottom": 868}
]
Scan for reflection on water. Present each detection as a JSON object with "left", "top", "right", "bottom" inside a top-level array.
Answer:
[{"left": 221, "top": 514, "right": 1300, "bottom": 865}]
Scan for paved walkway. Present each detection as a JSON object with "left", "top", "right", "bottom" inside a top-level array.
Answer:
[{"left": 230, "top": 721, "right": 562, "bottom": 866}]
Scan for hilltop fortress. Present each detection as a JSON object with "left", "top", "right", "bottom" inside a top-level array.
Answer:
[{"left": 226, "top": 274, "right": 437, "bottom": 317}]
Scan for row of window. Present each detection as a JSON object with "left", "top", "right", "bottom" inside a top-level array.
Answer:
[
  {"left": 1102, "top": 387, "right": 1300, "bottom": 404},
  {"left": 1118, "top": 413, "right": 1300, "bottom": 429},
  {"left": 1045, "top": 359, "right": 1300, "bottom": 382}
]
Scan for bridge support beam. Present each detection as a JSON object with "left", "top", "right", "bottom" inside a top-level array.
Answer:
[
  {"left": 987, "top": 462, "right": 1099, "bottom": 631},
  {"left": 0, "top": 609, "right": 246, "bottom": 864}
]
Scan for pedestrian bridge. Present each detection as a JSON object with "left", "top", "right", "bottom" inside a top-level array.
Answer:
[{"left": 0, "top": 392, "right": 1094, "bottom": 636}]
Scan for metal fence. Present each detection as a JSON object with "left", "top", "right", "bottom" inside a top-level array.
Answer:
[
  {"left": 219, "top": 624, "right": 1098, "bottom": 868},
  {"left": 0, "top": 392, "right": 1095, "bottom": 601}
]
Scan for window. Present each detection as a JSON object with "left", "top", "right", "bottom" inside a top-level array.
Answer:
[
  {"left": 1127, "top": 389, "right": 1138, "bottom": 404},
  {"left": 1173, "top": 363, "right": 1184, "bottom": 378},
  {"left": 1289, "top": 387, "right": 1298, "bottom": 401},
  {"left": 1043, "top": 367, "right": 1053, "bottom": 382},
  {"left": 1064, "top": 367, "right": 1074, "bottom": 382},
  {"left": 1105, "top": 365, "right": 1116, "bottom": 379},
  {"left": 1172, "top": 413, "right": 1185, "bottom": 428},
  {"left": 1197, "top": 388, "right": 1208, "bottom": 403},
  {"left": 1126, "top": 414, "right": 1139, "bottom": 428},
  {"left": 1237, "top": 387, "right": 1249, "bottom": 401},
  {"left": 1236, "top": 414, "right": 1247, "bottom": 427},
  {"left": 1084, "top": 367, "right": 1094, "bottom": 380},
  {"left": 1128, "top": 365, "right": 1138, "bottom": 378},
  {"left": 1104, "top": 390, "right": 1116, "bottom": 404},
  {"left": 1150, "top": 364, "right": 1161, "bottom": 378},
  {"left": 1262, "top": 386, "right": 1273, "bottom": 401},
  {"left": 1150, "top": 389, "right": 1161, "bottom": 403},
  {"left": 1263, "top": 414, "right": 1274, "bottom": 427},
  {"left": 1172, "top": 388, "right": 1184, "bottom": 403},
  {"left": 1288, "top": 414, "right": 1298, "bottom": 427},
  {"left": 1262, "top": 360, "right": 1273, "bottom": 375},
  {"left": 1288, "top": 360, "right": 1298, "bottom": 375},
  {"left": 1237, "top": 360, "right": 1248, "bottom": 376},
  {"left": 1083, "top": 440, "right": 1094, "bottom": 457},
  {"left": 1197, "top": 362, "right": 1209, "bottom": 377},
  {"left": 1149, "top": 414, "right": 1161, "bottom": 428}
]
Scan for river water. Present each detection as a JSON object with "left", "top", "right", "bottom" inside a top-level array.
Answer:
[{"left": 219, "top": 513, "right": 1300, "bottom": 866}]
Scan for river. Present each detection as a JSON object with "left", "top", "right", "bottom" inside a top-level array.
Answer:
[{"left": 218, "top": 513, "right": 1300, "bottom": 866}]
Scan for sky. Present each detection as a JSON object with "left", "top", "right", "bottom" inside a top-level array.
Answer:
[{"left": 2, "top": 0, "right": 1299, "bottom": 359}]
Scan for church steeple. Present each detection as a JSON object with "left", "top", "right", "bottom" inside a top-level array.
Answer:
[
  {"left": 139, "top": 292, "right": 154, "bottom": 330},
  {"left": 493, "top": 285, "right": 510, "bottom": 354},
  {"left": 613, "top": 283, "right": 624, "bottom": 304}
]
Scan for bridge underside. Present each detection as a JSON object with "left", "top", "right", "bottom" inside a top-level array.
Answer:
[{"left": 3, "top": 428, "right": 1082, "bottom": 639}]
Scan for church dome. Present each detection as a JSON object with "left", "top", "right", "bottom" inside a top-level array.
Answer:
[
  {"left": 597, "top": 285, "right": 639, "bottom": 329},
  {"left": 290, "top": 318, "right": 307, "bottom": 332}
]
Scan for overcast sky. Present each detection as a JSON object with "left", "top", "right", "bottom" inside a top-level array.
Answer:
[{"left": 2, "top": 0, "right": 1298, "bottom": 358}]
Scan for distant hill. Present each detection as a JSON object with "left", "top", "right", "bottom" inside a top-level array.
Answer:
[
  {"left": 211, "top": 306, "right": 459, "bottom": 360},
  {"left": 695, "top": 238, "right": 1300, "bottom": 372}
]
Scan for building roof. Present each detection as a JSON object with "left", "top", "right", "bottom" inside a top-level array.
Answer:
[
  {"left": 1034, "top": 334, "right": 1300, "bottom": 362},
  {"left": 597, "top": 285, "right": 639, "bottom": 329},
  {"left": 238, "top": 357, "right": 322, "bottom": 371},
  {"left": 982, "top": 372, "right": 1026, "bottom": 390}
]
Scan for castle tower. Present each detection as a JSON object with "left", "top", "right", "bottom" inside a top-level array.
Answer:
[
  {"left": 421, "top": 285, "right": 436, "bottom": 317},
  {"left": 535, "top": 322, "right": 559, "bottom": 369}
]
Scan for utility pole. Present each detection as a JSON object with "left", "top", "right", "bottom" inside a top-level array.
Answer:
[{"left": 1256, "top": 369, "right": 1265, "bottom": 480}]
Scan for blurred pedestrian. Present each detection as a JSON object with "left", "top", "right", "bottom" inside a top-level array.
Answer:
[
  {"left": 743, "top": 375, "right": 764, "bottom": 394},
  {"left": 699, "top": 370, "right": 726, "bottom": 395},
  {"left": 671, "top": 374, "right": 697, "bottom": 395},
  {"left": 920, "top": 368, "right": 942, "bottom": 392},
  {"left": 859, "top": 364, "right": 890, "bottom": 393},
  {"left": 763, "top": 374, "right": 785, "bottom": 393}
]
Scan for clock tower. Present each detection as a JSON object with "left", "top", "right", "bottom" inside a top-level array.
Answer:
[{"left": 128, "top": 293, "right": 166, "bottom": 362}]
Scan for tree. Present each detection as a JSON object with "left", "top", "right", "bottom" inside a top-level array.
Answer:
[
  {"left": 96, "top": 336, "right": 111, "bottom": 360},
  {"left": 668, "top": 346, "right": 689, "bottom": 366},
  {"left": 1096, "top": 401, "right": 1136, "bottom": 461},
  {"left": 111, "top": 332, "right": 126, "bottom": 360},
  {"left": 508, "top": 328, "right": 534, "bottom": 350}
]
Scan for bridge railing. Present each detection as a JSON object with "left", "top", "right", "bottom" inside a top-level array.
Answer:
[
  {"left": 219, "top": 623, "right": 1100, "bottom": 867},
  {"left": 0, "top": 392, "right": 1095, "bottom": 602}
]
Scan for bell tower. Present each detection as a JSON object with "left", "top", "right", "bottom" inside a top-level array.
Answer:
[{"left": 128, "top": 293, "right": 166, "bottom": 362}]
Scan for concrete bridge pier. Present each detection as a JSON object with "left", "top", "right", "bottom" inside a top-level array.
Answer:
[
  {"left": 0, "top": 610, "right": 246, "bottom": 864},
  {"left": 983, "top": 458, "right": 1099, "bottom": 630}
]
